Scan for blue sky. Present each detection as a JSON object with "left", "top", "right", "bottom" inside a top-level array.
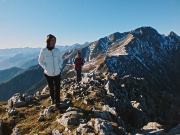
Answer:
[{"left": 0, "top": 0, "right": 179, "bottom": 49}]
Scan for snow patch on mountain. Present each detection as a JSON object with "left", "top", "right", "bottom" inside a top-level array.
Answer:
[{"left": 109, "top": 34, "right": 134, "bottom": 56}]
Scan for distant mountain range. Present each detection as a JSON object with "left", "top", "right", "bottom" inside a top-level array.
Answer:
[{"left": 0, "top": 43, "right": 89, "bottom": 70}]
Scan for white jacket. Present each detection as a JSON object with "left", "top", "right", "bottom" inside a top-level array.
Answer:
[{"left": 38, "top": 47, "right": 63, "bottom": 76}]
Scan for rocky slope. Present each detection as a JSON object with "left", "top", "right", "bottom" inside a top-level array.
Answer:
[{"left": 0, "top": 73, "right": 179, "bottom": 134}]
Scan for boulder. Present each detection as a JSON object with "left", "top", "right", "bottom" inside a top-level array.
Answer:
[
  {"left": 132, "top": 122, "right": 166, "bottom": 135},
  {"left": 9, "top": 93, "right": 26, "bottom": 108},
  {"left": 23, "top": 93, "right": 34, "bottom": 102},
  {"left": 56, "top": 111, "right": 81, "bottom": 126},
  {"left": 94, "top": 118, "right": 125, "bottom": 135}
]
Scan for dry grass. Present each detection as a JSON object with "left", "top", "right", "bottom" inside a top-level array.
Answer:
[
  {"left": 0, "top": 98, "right": 66, "bottom": 135},
  {"left": 0, "top": 92, "right": 98, "bottom": 135},
  {"left": 72, "top": 98, "right": 92, "bottom": 112}
]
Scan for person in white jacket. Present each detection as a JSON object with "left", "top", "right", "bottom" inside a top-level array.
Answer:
[{"left": 38, "top": 34, "right": 63, "bottom": 109}]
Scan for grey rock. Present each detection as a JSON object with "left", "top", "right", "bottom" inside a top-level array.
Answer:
[
  {"left": 94, "top": 118, "right": 123, "bottom": 135},
  {"left": 81, "top": 76, "right": 90, "bottom": 84},
  {"left": 8, "top": 99, "right": 13, "bottom": 111},
  {"left": 11, "top": 128, "right": 21, "bottom": 135},
  {"left": 10, "top": 93, "right": 26, "bottom": 108},
  {"left": 37, "top": 112, "right": 45, "bottom": 121},
  {"left": 102, "top": 105, "right": 117, "bottom": 115},
  {"left": 51, "top": 129, "right": 62, "bottom": 135},
  {"left": 167, "top": 124, "right": 180, "bottom": 135},
  {"left": 23, "top": 93, "right": 34, "bottom": 102},
  {"left": 43, "top": 106, "right": 54, "bottom": 115},
  {"left": 36, "top": 86, "right": 50, "bottom": 100},
  {"left": 76, "top": 123, "right": 94, "bottom": 134},
  {"left": 133, "top": 122, "right": 166, "bottom": 135},
  {"left": 24, "top": 96, "right": 33, "bottom": 102},
  {"left": 56, "top": 111, "right": 80, "bottom": 126},
  {"left": 8, "top": 108, "right": 18, "bottom": 116}
]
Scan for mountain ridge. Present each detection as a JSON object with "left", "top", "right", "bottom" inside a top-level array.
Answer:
[
  {"left": 0, "top": 26, "right": 179, "bottom": 134},
  {"left": 62, "top": 27, "right": 180, "bottom": 92}
]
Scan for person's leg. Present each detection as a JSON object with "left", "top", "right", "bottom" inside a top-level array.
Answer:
[
  {"left": 44, "top": 74, "right": 55, "bottom": 104},
  {"left": 79, "top": 69, "right": 82, "bottom": 81},
  {"left": 53, "top": 74, "right": 60, "bottom": 104},
  {"left": 75, "top": 68, "right": 79, "bottom": 82},
  {"left": 77, "top": 69, "right": 81, "bottom": 82}
]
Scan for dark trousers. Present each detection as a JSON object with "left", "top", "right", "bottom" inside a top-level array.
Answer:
[
  {"left": 44, "top": 74, "right": 60, "bottom": 104},
  {"left": 76, "top": 68, "right": 82, "bottom": 82}
]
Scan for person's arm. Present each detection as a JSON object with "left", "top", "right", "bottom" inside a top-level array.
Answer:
[
  {"left": 38, "top": 49, "right": 46, "bottom": 69},
  {"left": 58, "top": 50, "right": 63, "bottom": 70}
]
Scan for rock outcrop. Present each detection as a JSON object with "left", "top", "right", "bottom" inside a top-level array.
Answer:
[{"left": 0, "top": 72, "right": 178, "bottom": 134}]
